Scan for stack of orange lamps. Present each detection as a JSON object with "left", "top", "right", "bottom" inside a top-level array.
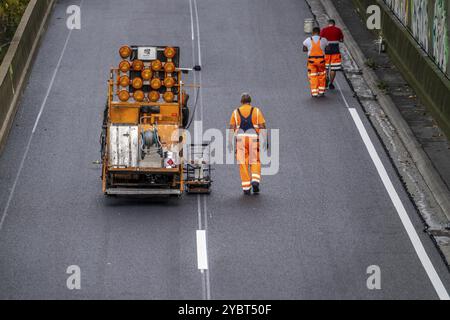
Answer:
[{"left": 116, "top": 46, "right": 178, "bottom": 103}]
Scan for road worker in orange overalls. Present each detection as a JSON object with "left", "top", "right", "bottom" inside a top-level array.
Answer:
[
  {"left": 303, "top": 27, "right": 328, "bottom": 97},
  {"left": 228, "top": 93, "right": 267, "bottom": 195},
  {"left": 320, "top": 19, "right": 344, "bottom": 90}
]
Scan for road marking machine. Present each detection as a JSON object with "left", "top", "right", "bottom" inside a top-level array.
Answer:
[{"left": 100, "top": 46, "right": 212, "bottom": 196}]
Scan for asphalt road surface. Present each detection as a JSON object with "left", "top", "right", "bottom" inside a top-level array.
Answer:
[{"left": 0, "top": 0, "right": 449, "bottom": 299}]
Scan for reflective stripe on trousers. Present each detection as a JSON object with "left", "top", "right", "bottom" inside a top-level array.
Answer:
[
  {"left": 236, "top": 135, "right": 261, "bottom": 190},
  {"left": 308, "top": 57, "right": 327, "bottom": 96}
]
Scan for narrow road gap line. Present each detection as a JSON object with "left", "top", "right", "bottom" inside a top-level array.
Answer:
[
  {"left": 336, "top": 81, "right": 450, "bottom": 300},
  {"left": 0, "top": 0, "right": 84, "bottom": 232},
  {"left": 203, "top": 195, "right": 208, "bottom": 229},
  {"left": 197, "top": 194, "right": 202, "bottom": 230},
  {"left": 203, "top": 195, "right": 211, "bottom": 300},
  {"left": 190, "top": 0, "right": 211, "bottom": 300}
]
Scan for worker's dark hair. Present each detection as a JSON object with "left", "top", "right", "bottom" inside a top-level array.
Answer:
[
  {"left": 328, "top": 19, "right": 336, "bottom": 25},
  {"left": 312, "top": 27, "right": 321, "bottom": 34},
  {"left": 241, "top": 93, "right": 252, "bottom": 104}
]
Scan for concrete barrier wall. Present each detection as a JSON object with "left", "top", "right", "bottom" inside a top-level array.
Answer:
[
  {"left": 352, "top": 0, "right": 450, "bottom": 139},
  {"left": 381, "top": 0, "right": 449, "bottom": 78},
  {"left": 0, "top": 0, "right": 55, "bottom": 153}
]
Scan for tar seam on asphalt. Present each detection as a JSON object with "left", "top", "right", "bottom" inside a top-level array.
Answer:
[
  {"left": 336, "top": 79, "right": 449, "bottom": 300},
  {"left": 0, "top": 0, "right": 85, "bottom": 232}
]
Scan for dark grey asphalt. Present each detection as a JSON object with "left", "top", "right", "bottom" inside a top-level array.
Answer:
[{"left": 0, "top": 0, "right": 449, "bottom": 299}]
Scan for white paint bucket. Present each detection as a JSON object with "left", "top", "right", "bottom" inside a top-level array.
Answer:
[{"left": 304, "top": 18, "right": 315, "bottom": 33}]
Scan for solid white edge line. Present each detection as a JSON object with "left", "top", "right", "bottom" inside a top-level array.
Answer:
[
  {"left": 336, "top": 81, "right": 449, "bottom": 300},
  {"left": 32, "top": 31, "right": 71, "bottom": 133},
  {"left": 196, "top": 230, "right": 208, "bottom": 270}
]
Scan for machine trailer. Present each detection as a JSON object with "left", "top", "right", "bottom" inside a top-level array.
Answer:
[{"left": 100, "top": 45, "right": 211, "bottom": 196}]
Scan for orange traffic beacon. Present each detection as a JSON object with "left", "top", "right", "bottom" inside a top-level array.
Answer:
[{"left": 100, "top": 46, "right": 212, "bottom": 196}]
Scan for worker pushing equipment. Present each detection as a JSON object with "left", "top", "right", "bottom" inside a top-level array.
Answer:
[
  {"left": 303, "top": 27, "right": 328, "bottom": 97},
  {"left": 320, "top": 19, "right": 344, "bottom": 90},
  {"left": 229, "top": 93, "right": 267, "bottom": 195}
]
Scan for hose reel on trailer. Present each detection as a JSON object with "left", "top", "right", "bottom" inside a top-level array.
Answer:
[{"left": 140, "top": 127, "right": 163, "bottom": 160}]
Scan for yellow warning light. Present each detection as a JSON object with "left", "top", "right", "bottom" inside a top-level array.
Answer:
[
  {"left": 164, "top": 62, "right": 175, "bottom": 73},
  {"left": 134, "top": 90, "right": 145, "bottom": 102},
  {"left": 132, "top": 77, "right": 143, "bottom": 89},
  {"left": 118, "top": 90, "right": 130, "bottom": 102},
  {"left": 119, "top": 60, "right": 131, "bottom": 73},
  {"left": 150, "top": 78, "right": 162, "bottom": 90},
  {"left": 163, "top": 77, "right": 175, "bottom": 88},
  {"left": 149, "top": 91, "right": 160, "bottom": 102},
  {"left": 151, "top": 59, "right": 162, "bottom": 71},
  {"left": 141, "top": 68, "right": 153, "bottom": 80},
  {"left": 163, "top": 91, "right": 175, "bottom": 103},
  {"left": 164, "top": 47, "right": 176, "bottom": 59},
  {"left": 132, "top": 60, "right": 144, "bottom": 71},
  {"left": 118, "top": 75, "right": 130, "bottom": 87},
  {"left": 119, "top": 46, "right": 132, "bottom": 59}
]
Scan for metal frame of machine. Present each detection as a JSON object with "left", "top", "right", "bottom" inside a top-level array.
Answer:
[{"left": 100, "top": 45, "right": 211, "bottom": 196}]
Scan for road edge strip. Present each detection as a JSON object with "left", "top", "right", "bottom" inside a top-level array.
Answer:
[
  {"left": 305, "top": 0, "right": 450, "bottom": 268},
  {"left": 318, "top": 0, "right": 450, "bottom": 224},
  {"left": 0, "top": 0, "right": 55, "bottom": 155}
]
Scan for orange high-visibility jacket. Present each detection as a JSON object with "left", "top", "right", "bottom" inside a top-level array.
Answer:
[{"left": 229, "top": 104, "right": 266, "bottom": 134}]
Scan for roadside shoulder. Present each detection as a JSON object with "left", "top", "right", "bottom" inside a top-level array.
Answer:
[{"left": 305, "top": 0, "right": 450, "bottom": 266}]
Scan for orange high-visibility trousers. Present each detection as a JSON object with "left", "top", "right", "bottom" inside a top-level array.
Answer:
[
  {"left": 325, "top": 53, "right": 342, "bottom": 70},
  {"left": 236, "top": 135, "right": 261, "bottom": 191},
  {"left": 307, "top": 57, "right": 327, "bottom": 96}
]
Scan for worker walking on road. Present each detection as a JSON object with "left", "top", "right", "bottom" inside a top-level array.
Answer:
[
  {"left": 229, "top": 93, "right": 267, "bottom": 195},
  {"left": 320, "top": 19, "right": 344, "bottom": 89},
  {"left": 303, "top": 27, "right": 328, "bottom": 97}
]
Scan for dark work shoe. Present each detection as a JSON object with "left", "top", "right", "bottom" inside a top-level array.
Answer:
[
  {"left": 329, "top": 83, "right": 335, "bottom": 90},
  {"left": 243, "top": 190, "right": 251, "bottom": 195},
  {"left": 252, "top": 182, "right": 260, "bottom": 194}
]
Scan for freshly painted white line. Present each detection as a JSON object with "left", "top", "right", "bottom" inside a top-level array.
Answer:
[
  {"left": 196, "top": 230, "right": 209, "bottom": 270},
  {"left": 193, "top": 0, "right": 202, "bottom": 66},
  {"left": 336, "top": 81, "right": 449, "bottom": 300},
  {"left": 0, "top": 1, "right": 84, "bottom": 231},
  {"left": 189, "top": 0, "right": 195, "bottom": 41},
  {"left": 197, "top": 195, "right": 202, "bottom": 230}
]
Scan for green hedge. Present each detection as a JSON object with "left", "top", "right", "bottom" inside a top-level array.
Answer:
[{"left": 0, "top": 0, "right": 30, "bottom": 63}]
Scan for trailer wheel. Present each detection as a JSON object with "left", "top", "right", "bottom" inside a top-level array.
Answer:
[{"left": 182, "top": 106, "right": 189, "bottom": 128}]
